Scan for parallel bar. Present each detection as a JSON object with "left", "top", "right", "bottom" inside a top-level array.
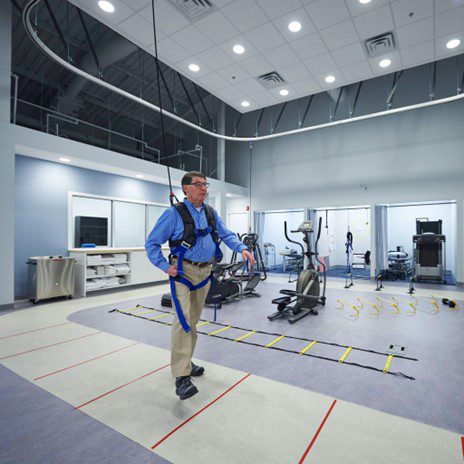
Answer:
[
  {"left": 300, "top": 340, "right": 317, "bottom": 354},
  {"left": 235, "top": 330, "right": 256, "bottom": 342},
  {"left": 350, "top": 81, "right": 363, "bottom": 117},
  {"left": 265, "top": 335, "right": 284, "bottom": 348},
  {"left": 383, "top": 354, "right": 394, "bottom": 373},
  {"left": 76, "top": 8, "right": 101, "bottom": 76},
  {"left": 209, "top": 325, "right": 232, "bottom": 336},
  {"left": 177, "top": 72, "right": 201, "bottom": 125},
  {"left": 43, "top": 0, "right": 68, "bottom": 58},
  {"left": 300, "top": 95, "right": 314, "bottom": 127},
  {"left": 339, "top": 346, "right": 352, "bottom": 363},
  {"left": 271, "top": 102, "right": 287, "bottom": 134}
]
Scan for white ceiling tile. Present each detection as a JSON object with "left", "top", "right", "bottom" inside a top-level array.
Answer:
[
  {"left": 345, "top": 0, "right": 390, "bottom": 17},
  {"left": 272, "top": 8, "right": 316, "bottom": 42},
  {"left": 353, "top": 5, "right": 394, "bottom": 40},
  {"left": 400, "top": 40, "right": 435, "bottom": 66},
  {"left": 153, "top": 37, "right": 190, "bottom": 63},
  {"left": 120, "top": 0, "right": 150, "bottom": 12},
  {"left": 239, "top": 55, "right": 274, "bottom": 76},
  {"left": 263, "top": 44, "right": 300, "bottom": 68},
  {"left": 221, "top": 0, "right": 269, "bottom": 33},
  {"left": 243, "top": 23, "right": 286, "bottom": 53},
  {"left": 391, "top": 0, "right": 433, "bottom": 28},
  {"left": 194, "top": 11, "right": 241, "bottom": 43},
  {"left": 292, "top": 76, "right": 322, "bottom": 95},
  {"left": 319, "top": 19, "right": 359, "bottom": 50},
  {"left": 290, "top": 33, "right": 328, "bottom": 60},
  {"left": 198, "top": 72, "right": 230, "bottom": 91},
  {"left": 313, "top": 70, "right": 345, "bottom": 89},
  {"left": 368, "top": 50, "right": 402, "bottom": 74},
  {"left": 435, "top": 0, "right": 464, "bottom": 14},
  {"left": 305, "top": 0, "right": 351, "bottom": 30},
  {"left": 196, "top": 47, "right": 235, "bottom": 71},
  {"left": 255, "top": 0, "right": 302, "bottom": 20},
  {"left": 215, "top": 85, "right": 247, "bottom": 101},
  {"left": 435, "top": 6, "right": 464, "bottom": 37},
  {"left": 217, "top": 63, "right": 252, "bottom": 84},
  {"left": 139, "top": 0, "right": 189, "bottom": 35},
  {"left": 170, "top": 26, "right": 214, "bottom": 54},
  {"left": 396, "top": 17, "right": 434, "bottom": 48},
  {"left": 435, "top": 30, "right": 464, "bottom": 57},
  {"left": 252, "top": 91, "right": 278, "bottom": 106},
  {"left": 118, "top": 15, "right": 157, "bottom": 46},
  {"left": 234, "top": 78, "right": 267, "bottom": 95},
  {"left": 303, "top": 53, "right": 338, "bottom": 75},
  {"left": 340, "top": 60, "right": 373, "bottom": 83},
  {"left": 219, "top": 36, "right": 260, "bottom": 62},
  {"left": 331, "top": 42, "right": 366, "bottom": 67},
  {"left": 212, "top": 0, "right": 235, "bottom": 6},
  {"left": 175, "top": 57, "right": 212, "bottom": 77},
  {"left": 77, "top": 0, "right": 134, "bottom": 25},
  {"left": 280, "top": 62, "right": 312, "bottom": 82}
]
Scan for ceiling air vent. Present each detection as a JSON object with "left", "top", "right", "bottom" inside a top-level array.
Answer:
[
  {"left": 257, "top": 71, "right": 286, "bottom": 89},
  {"left": 166, "top": 0, "right": 215, "bottom": 22},
  {"left": 365, "top": 32, "right": 396, "bottom": 58}
]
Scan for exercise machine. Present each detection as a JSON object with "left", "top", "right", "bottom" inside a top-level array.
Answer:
[
  {"left": 268, "top": 217, "right": 326, "bottom": 324},
  {"left": 231, "top": 232, "right": 267, "bottom": 282}
]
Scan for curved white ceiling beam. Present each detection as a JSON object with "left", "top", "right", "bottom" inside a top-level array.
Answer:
[{"left": 24, "top": 0, "right": 464, "bottom": 143}]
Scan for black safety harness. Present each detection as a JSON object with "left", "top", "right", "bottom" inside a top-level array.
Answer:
[{"left": 169, "top": 202, "right": 223, "bottom": 333}]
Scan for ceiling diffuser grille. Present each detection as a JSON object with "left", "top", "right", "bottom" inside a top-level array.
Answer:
[
  {"left": 256, "top": 71, "right": 286, "bottom": 89},
  {"left": 365, "top": 32, "right": 396, "bottom": 57},
  {"left": 166, "top": 0, "right": 215, "bottom": 21}
]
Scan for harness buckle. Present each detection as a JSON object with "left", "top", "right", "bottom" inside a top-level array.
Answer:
[{"left": 181, "top": 241, "right": 192, "bottom": 249}]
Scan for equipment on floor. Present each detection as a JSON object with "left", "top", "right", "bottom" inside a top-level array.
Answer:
[
  {"left": 263, "top": 242, "right": 276, "bottom": 270},
  {"left": 387, "top": 246, "right": 413, "bottom": 280},
  {"left": 268, "top": 217, "right": 326, "bottom": 324},
  {"left": 441, "top": 298, "right": 457, "bottom": 309},
  {"left": 27, "top": 256, "right": 75, "bottom": 304},
  {"left": 231, "top": 232, "right": 267, "bottom": 282}
]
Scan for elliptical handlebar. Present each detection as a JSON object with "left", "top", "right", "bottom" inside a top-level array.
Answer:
[
  {"left": 284, "top": 221, "right": 305, "bottom": 256},
  {"left": 316, "top": 216, "right": 322, "bottom": 240}
]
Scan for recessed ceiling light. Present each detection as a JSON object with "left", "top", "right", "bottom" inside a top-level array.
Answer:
[
  {"left": 136, "top": 174, "right": 144, "bottom": 179},
  {"left": 359, "top": 0, "right": 372, "bottom": 4},
  {"left": 379, "top": 58, "right": 391, "bottom": 68},
  {"left": 226, "top": 193, "right": 232, "bottom": 197},
  {"left": 446, "top": 39, "right": 461, "bottom": 49},
  {"left": 98, "top": 1, "right": 115, "bottom": 13},
  {"left": 288, "top": 21, "right": 302, "bottom": 33},
  {"left": 233, "top": 44, "right": 245, "bottom": 55},
  {"left": 279, "top": 89, "right": 289, "bottom": 96},
  {"left": 325, "top": 75, "right": 336, "bottom": 84},
  {"left": 188, "top": 63, "right": 200, "bottom": 72},
  {"left": 241, "top": 101, "right": 250, "bottom": 107}
]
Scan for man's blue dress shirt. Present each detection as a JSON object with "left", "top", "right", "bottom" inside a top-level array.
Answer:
[{"left": 145, "top": 199, "right": 247, "bottom": 273}]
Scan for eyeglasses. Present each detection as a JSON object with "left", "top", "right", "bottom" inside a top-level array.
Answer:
[{"left": 189, "top": 182, "right": 209, "bottom": 189}]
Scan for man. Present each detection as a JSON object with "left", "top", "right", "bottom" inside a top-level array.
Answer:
[{"left": 146, "top": 171, "right": 255, "bottom": 400}]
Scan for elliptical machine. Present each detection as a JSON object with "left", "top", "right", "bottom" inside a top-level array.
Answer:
[{"left": 268, "top": 217, "right": 326, "bottom": 324}]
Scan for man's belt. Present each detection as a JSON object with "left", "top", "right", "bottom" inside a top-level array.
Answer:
[{"left": 172, "top": 256, "right": 212, "bottom": 268}]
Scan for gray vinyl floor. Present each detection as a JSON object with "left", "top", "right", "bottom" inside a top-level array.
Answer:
[{"left": 1, "top": 277, "right": 463, "bottom": 463}]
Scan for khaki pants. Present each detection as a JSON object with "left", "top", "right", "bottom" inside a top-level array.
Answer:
[{"left": 171, "top": 259, "right": 212, "bottom": 377}]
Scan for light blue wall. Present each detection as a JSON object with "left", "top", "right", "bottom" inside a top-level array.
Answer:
[{"left": 14, "top": 155, "right": 173, "bottom": 298}]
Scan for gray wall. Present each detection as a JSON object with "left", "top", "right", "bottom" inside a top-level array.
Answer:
[{"left": 14, "top": 155, "right": 172, "bottom": 298}]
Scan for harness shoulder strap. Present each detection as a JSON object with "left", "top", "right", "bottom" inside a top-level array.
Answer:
[
  {"left": 170, "top": 202, "right": 196, "bottom": 248},
  {"left": 204, "top": 204, "right": 218, "bottom": 242}
]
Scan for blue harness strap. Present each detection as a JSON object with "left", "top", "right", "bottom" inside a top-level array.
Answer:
[{"left": 170, "top": 274, "right": 213, "bottom": 333}]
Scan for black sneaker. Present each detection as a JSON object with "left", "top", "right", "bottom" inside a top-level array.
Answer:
[
  {"left": 175, "top": 376, "right": 198, "bottom": 400},
  {"left": 190, "top": 362, "right": 205, "bottom": 377}
]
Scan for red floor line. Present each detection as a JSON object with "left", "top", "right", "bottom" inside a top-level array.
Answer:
[
  {"left": 74, "top": 363, "right": 170, "bottom": 410},
  {"left": 461, "top": 436, "right": 464, "bottom": 460},
  {"left": 0, "top": 331, "right": 102, "bottom": 361},
  {"left": 151, "top": 373, "right": 251, "bottom": 450},
  {"left": 298, "top": 399, "right": 338, "bottom": 464},
  {"left": 34, "top": 342, "right": 139, "bottom": 381},
  {"left": 0, "top": 322, "right": 72, "bottom": 340}
]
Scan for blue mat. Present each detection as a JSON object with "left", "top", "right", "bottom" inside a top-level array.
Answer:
[{"left": 325, "top": 265, "right": 371, "bottom": 280}]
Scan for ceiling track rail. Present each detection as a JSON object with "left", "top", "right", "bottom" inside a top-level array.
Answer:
[{"left": 23, "top": 0, "right": 464, "bottom": 143}]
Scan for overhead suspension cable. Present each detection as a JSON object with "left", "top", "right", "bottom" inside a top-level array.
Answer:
[{"left": 151, "top": 0, "right": 177, "bottom": 205}]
